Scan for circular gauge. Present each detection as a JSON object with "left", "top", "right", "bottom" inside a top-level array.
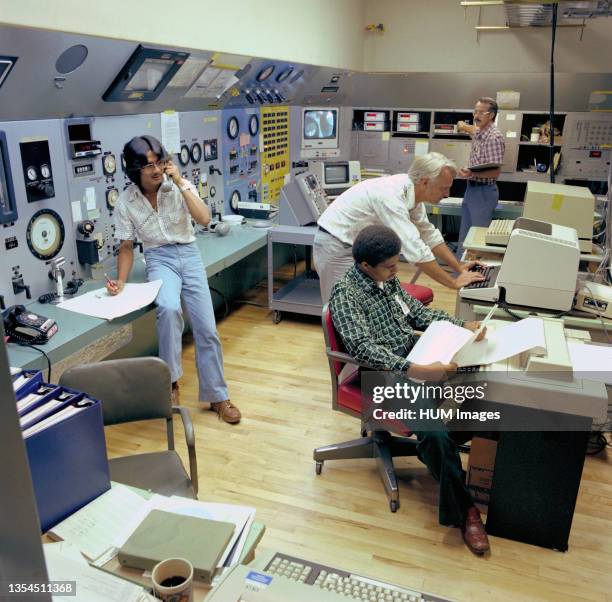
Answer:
[
  {"left": 227, "top": 116, "right": 239, "bottom": 140},
  {"left": 106, "top": 187, "right": 119, "bottom": 210},
  {"left": 26, "top": 166, "right": 38, "bottom": 181},
  {"left": 40, "top": 164, "right": 51, "bottom": 179},
  {"left": 256, "top": 64, "right": 275, "bottom": 82},
  {"left": 190, "top": 142, "right": 202, "bottom": 163},
  {"left": 26, "top": 209, "right": 65, "bottom": 260},
  {"left": 276, "top": 67, "right": 293, "bottom": 83},
  {"left": 102, "top": 154, "right": 116, "bottom": 175},
  {"left": 289, "top": 69, "right": 304, "bottom": 84},
  {"left": 248, "top": 114, "right": 259, "bottom": 137},
  {"left": 178, "top": 144, "right": 190, "bottom": 166},
  {"left": 229, "top": 189, "right": 241, "bottom": 212}
]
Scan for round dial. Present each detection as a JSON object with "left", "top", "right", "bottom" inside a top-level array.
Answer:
[
  {"left": 227, "top": 116, "right": 239, "bottom": 140},
  {"left": 26, "top": 166, "right": 38, "bottom": 181},
  {"left": 40, "top": 164, "right": 51, "bottom": 179},
  {"left": 106, "top": 188, "right": 119, "bottom": 209},
  {"left": 178, "top": 144, "right": 190, "bottom": 166},
  {"left": 190, "top": 142, "right": 202, "bottom": 163},
  {"left": 256, "top": 64, "right": 275, "bottom": 82},
  {"left": 26, "top": 209, "right": 65, "bottom": 260},
  {"left": 103, "top": 154, "right": 116, "bottom": 175},
  {"left": 276, "top": 67, "right": 293, "bottom": 83},
  {"left": 248, "top": 114, "right": 259, "bottom": 137},
  {"left": 229, "top": 189, "right": 241, "bottom": 212}
]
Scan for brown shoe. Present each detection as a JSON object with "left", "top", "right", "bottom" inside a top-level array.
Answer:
[
  {"left": 211, "top": 400, "right": 241, "bottom": 424},
  {"left": 462, "top": 507, "right": 490, "bottom": 555},
  {"left": 171, "top": 383, "right": 180, "bottom": 406}
]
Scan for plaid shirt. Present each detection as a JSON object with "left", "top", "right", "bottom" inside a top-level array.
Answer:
[
  {"left": 329, "top": 265, "right": 464, "bottom": 371},
  {"left": 469, "top": 124, "right": 505, "bottom": 185},
  {"left": 114, "top": 180, "right": 199, "bottom": 249}
]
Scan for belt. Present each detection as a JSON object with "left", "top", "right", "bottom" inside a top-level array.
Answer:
[
  {"left": 467, "top": 180, "right": 494, "bottom": 187},
  {"left": 317, "top": 225, "right": 351, "bottom": 248}
]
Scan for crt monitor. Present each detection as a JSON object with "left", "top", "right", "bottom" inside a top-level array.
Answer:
[{"left": 301, "top": 107, "right": 339, "bottom": 150}]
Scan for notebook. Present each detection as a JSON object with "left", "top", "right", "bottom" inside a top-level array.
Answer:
[{"left": 118, "top": 510, "right": 234, "bottom": 583}]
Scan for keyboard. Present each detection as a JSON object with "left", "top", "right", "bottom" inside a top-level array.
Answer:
[
  {"left": 464, "top": 264, "right": 500, "bottom": 290},
  {"left": 261, "top": 552, "right": 455, "bottom": 602}
]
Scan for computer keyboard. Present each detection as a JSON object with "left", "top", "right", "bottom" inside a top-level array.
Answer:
[
  {"left": 464, "top": 265, "right": 500, "bottom": 290},
  {"left": 263, "top": 552, "right": 454, "bottom": 602}
]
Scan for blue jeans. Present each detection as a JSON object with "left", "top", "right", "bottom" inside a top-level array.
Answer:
[
  {"left": 456, "top": 183, "right": 499, "bottom": 259},
  {"left": 144, "top": 242, "right": 229, "bottom": 403}
]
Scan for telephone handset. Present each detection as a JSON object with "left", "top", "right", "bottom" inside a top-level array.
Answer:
[{"left": 2, "top": 305, "right": 58, "bottom": 344}]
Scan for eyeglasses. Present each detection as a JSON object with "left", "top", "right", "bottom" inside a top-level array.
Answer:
[
  {"left": 141, "top": 159, "right": 167, "bottom": 172},
  {"left": 473, "top": 110, "right": 491, "bottom": 116}
]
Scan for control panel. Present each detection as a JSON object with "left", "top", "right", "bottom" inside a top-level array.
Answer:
[{"left": 260, "top": 106, "right": 290, "bottom": 203}]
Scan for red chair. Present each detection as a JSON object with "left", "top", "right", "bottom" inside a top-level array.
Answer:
[
  {"left": 313, "top": 305, "right": 419, "bottom": 512},
  {"left": 400, "top": 282, "right": 433, "bottom": 305}
]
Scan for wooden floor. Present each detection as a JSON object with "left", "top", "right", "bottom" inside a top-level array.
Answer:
[{"left": 105, "top": 263, "right": 612, "bottom": 602}]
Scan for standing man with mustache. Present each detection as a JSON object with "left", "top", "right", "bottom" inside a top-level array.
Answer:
[{"left": 455, "top": 97, "right": 505, "bottom": 259}]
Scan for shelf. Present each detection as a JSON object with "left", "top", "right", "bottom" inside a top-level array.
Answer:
[
  {"left": 391, "top": 132, "right": 430, "bottom": 137},
  {"left": 432, "top": 133, "right": 471, "bottom": 139},
  {"left": 519, "top": 142, "right": 562, "bottom": 147}
]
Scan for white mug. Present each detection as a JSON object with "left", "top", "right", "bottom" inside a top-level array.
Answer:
[{"left": 151, "top": 557, "right": 193, "bottom": 602}]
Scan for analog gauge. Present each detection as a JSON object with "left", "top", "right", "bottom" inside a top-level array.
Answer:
[
  {"left": 40, "top": 164, "right": 52, "bottom": 179},
  {"left": 248, "top": 114, "right": 259, "bottom": 137},
  {"left": 26, "top": 166, "right": 38, "bottom": 181},
  {"left": 229, "top": 189, "right": 241, "bottom": 212},
  {"left": 102, "top": 153, "right": 117, "bottom": 175},
  {"left": 106, "top": 187, "right": 119, "bottom": 210},
  {"left": 26, "top": 209, "right": 65, "bottom": 260},
  {"left": 190, "top": 142, "right": 202, "bottom": 163},
  {"left": 178, "top": 144, "right": 190, "bottom": 166},
  {"left": 289, "top": 69, "right": 304, "bottom": 84},
  {"left": 227, "top": 116, "right": 239, "bottom": 140},
  {"left": 276, "top": 66, "right": 293, "bottom": 83},
  {"left": 256, "top": 64, "right": 275, "bottom": 82}
]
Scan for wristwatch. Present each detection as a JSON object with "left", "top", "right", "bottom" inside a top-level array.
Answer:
[{"left": 178, "top": 181, "right": 191, "bottom": 193}]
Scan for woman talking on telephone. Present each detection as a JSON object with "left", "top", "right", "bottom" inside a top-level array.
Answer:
[{"left": 106, "top": 135, "right": 241, "bottom": 424}]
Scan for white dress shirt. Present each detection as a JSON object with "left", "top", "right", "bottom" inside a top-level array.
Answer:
[
  {"left": 317, "top": 173, "right": 444, "bottom": 263},
  {"left": 114, "top": 180, "right": 199, "bottom": 249}
]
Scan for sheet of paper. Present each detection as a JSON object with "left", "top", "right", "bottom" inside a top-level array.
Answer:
[
  {"left": 414, "top": 139, "right": 429, "bottom": 156},
  {"left": 155, "top": 497, "right": 255, "bottom": 567},
  {"left": 44, "top": 545, "right": 149, "bottom": 602},
  {"left": 47, "top": 484, "right": 156, "bottom": 562},
  {"left": 22, "top": 405, "right": 87, "bottom": 438},
  {"left": 568, "top": 342, "right": 612, "bottom": 384},
  {"left": 454, "top": 317, "right": 546, "bottom": 367},
  {"left": 407, "top": 321, "right": 474, "bottom": 365},
  {"left": 85, "top": 187, "right": 97, "bottom": 210},
  {"left": 57, "top": 280, "right": 162, "bottom": 321},
  {"left": 71, "top": 200, "right": 83, "bottom": 222},
  {"left": 161, "top": 111, "right": 181, "bottom": 154}
]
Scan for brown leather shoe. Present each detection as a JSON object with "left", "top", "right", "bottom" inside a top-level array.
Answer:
[
  {"left": 462, "top": 507, "right": 490, "bottom": 555},
  {"left": 211, "top": 400, "right": 241, "bottom": 424},
  {"left": 171, "top": 383, "right": 180, "bottom": 406}
]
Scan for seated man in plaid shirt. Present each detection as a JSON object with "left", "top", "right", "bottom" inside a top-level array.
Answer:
[
  {"left": 329, "top": 224, "right": 490, "bottom": 554},
  {"left": 456, "top": 96, "right": 506, "bottom": 258}
]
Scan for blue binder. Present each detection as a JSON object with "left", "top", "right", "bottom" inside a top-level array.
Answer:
[
  {"left": 13, "top": 369, "right": 43, "bottom": 400},
  {"left": 24, "top": 396, "right": 111, "bottom": 532}
]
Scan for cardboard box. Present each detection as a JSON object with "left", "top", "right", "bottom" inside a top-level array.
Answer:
[{"left": 467, "top": 437, "right": 497, "bottom": 513}]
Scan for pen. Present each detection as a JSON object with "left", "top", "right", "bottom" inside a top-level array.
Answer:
[{"left": 104, "top": 273, "right": 114, "bottom": 287}]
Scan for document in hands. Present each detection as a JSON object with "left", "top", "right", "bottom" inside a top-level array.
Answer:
[
  {"left": 407, "top": 315, "right": 546, "bottom": 367},
  {"left": 57, "top": 280, "right": 162, "bottom": 321}
]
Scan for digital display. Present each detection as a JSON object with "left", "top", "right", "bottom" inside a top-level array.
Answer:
[
  {"left": 125, "top": 58, "right": 174, "bottom": 92},
  {"left": 303, "top": 109, "right": 337, "bottom": 140},
  {"left": 324, "top": 164, "right": 349, "bottom": 185}
]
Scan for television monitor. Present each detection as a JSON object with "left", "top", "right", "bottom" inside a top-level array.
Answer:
[
  {"left": 301, "top": 107, "right": 339, "bottom": 150},
  {"left": 324, "top": 163, "right": 348, "bottom": 185}
]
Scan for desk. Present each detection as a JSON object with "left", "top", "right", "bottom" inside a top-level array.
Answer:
[
  {"left": 267, "top": 225, "right": 321, "bottom": 323},
  {"left": 8, "top": 226, "right": 268, "bottom": 378},
  {"left": 425, "top": 198, "right": 523, "bottom": 230}
]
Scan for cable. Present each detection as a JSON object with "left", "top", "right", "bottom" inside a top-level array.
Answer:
[
  {"left": 209, "top": 286, "right": 229, "bottom": 319},
  {"left": 12, "top": 341, "right": 52, "bottom": 382}
]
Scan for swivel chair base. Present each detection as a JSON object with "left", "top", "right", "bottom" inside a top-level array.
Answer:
[{"left": 313, "top": 431, "right": 419, "bottom": 513}]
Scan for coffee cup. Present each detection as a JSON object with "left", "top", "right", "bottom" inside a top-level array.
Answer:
[{"left": 151, "top": 557, "right": 193, "bottom": 602}]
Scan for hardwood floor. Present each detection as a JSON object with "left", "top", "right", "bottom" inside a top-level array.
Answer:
[{"left": 105, "top": 263, "right": 612, "bottom": 601}]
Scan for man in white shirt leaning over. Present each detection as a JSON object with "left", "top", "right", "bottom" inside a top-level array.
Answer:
[{"left": 313, "top": 152, "right": 485, "bottom": 303}]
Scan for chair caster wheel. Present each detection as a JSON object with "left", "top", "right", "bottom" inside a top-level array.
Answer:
[
  {"left": 315, "top": 461, "right": 323, "bottom": 475},
  {"left": 389, "top": 500, "right": 399, "bottom": 513},
  {"left": 273, "top": 310, "right": 282, "bottom": 324}
]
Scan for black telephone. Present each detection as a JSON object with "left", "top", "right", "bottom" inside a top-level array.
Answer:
[{"left": 2, "top": 305, "right": 58, "bottom": 344}]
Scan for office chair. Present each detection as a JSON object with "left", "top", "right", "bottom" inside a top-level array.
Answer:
[
  {"left": 59, "top": 357, "right": 198, "bottom": 499},
  {"left": 313, "top": 306, "right": 419, "bottom": 512},
  {"left": 400, "top": 282, "right": 433, "bottom": 305}
]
